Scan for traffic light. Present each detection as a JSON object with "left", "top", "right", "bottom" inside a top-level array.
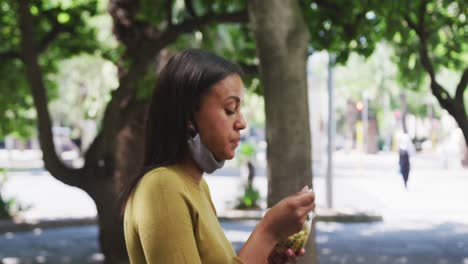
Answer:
[{"left": 355, "top": 101, "right": 364, "bottom": 112}]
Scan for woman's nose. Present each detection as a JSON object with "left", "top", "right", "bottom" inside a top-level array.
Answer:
[{"left": 235, "top": 113, "right": 247, "bottom": 130}]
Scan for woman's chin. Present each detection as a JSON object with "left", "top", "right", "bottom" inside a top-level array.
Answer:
[{"left": 224, "top": 152, "right": 235, "bottom": 160}]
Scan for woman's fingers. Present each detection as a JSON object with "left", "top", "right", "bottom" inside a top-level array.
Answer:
[
  {"left": 287, "top": 191, "right": 315, "bottom": 226},
  {"left": 293, "top": 191, "right": 315, "bottom": 209},
  {"left": 286, "top": 247, "right": 306, "bottom": 263},
  {"left": 269, "top": 247, "right": 306, "bottom": 264}
]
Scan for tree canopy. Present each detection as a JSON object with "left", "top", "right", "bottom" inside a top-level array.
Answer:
[
  {"left": 377, "top": 0, "right": 467, "bottom": 144},
  {"left": 0, "top": 0, "right": 104, "bottom": 139}
]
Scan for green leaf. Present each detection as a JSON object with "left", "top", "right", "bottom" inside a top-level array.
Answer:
[{"left": 57, "top": 12, "right": 70, "bottom": 24}]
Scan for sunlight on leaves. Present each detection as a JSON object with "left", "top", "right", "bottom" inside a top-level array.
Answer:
[{"left": 57, "top": 12, "right": 70, "bottom": 24}]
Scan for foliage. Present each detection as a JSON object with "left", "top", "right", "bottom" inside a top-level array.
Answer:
[
  {"left": 0, "top": 169, "right": 9, "bottom": 219},
  {"left": 0, "top": 60, "right": 36, "bottom": 140},
  {"left": 376, "top": 0, "right": 467, "bottom": 92},
  {"left": 235, "top": 140, "right": 256, "bottom": 165},
  {"left": 333, "top": 43, "right": 439, "bottom": 117},
  {"left": 48, "top": 55, "right": 118, "bottom": 128},
  {"left": 0, "top": 0, "right": 437, "bottom": 139},
  {"left": 0, "top": 0, "right": 105, "bottom": 139},
  {"left": 239, "top": 141, "right": 255, "bottom": 157},
  {"left": 2, "top": 0, "right": 465, "bottom": 139},
  {"left": 235, "top": 183, "right": 261, "bottom": 209},
  {"left": 301, "top": 0, "right": 384, "bottom": 63},
  {"left": 0, "top": 168, "right": 31, "bottom": 220}
]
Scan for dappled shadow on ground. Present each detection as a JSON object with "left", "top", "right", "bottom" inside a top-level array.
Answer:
[
  {"left": 315, "top": 221, "right": 468, "bottom": 264},
  {"left": 1, "top": 221, "right": 468, "bottom": 263},
  {"left": 0, "top": 226, "right": 103, "bottom": 264},
  {"left": 225, "top": 220, "right": 468, "bottom": 264}
]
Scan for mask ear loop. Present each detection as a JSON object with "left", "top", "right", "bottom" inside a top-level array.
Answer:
[{"left": 187, "top": 117, "right": 198, "bottom": 138}]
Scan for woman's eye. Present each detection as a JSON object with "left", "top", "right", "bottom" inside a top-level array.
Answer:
[{"left": 225, "top": 109, "right": 235, "bottom": 115}]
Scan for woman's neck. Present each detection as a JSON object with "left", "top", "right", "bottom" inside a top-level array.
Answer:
[{"left": 179, "top": 156, "right": 204, "bottom": 183}]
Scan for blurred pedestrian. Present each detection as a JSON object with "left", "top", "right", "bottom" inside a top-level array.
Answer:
[{"left": 399, "top": 133, "right": 415, "bottom": 189}]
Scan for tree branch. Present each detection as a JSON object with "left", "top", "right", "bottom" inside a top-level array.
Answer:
[
  {"left": 114, "top": 9, "right": 249, "bottom": 100},
  {"left": 37, "top": 8, "right": 71, "bottom": 53},
  {"left": 403, "top": 14, "right": 419, "bottom": 35},
  {"left": 344, "top": 11, "right": 366, "bottom": 40},
  {"left": 402, "top": 0, "right": 455, "bottom": 115},
  {"left": 313, "top": 0, "right": 341, "bottom": 12},
  {"left": 108, "top": 0, "right": 152, "bottom": 57},
  {"left": 109, "top": 8, "right": 249, "bottom": 106},
  {"left": 410, "top": 2, "right": 467, "bottom": 147},
  {"left": 18, "top": 0, "right": 84, "bottom": 187},
  {"left": 0, "top": 50, "right": 21, "bottom": 61},
  {"left": 455, "top": 68, "right": 468, "bottom": 104},
  {"left": 184, "top": 0, "right": 197, "bottom": 17},
  {"left": 38, "top": 25, "right": 72, "bottom": 53},
  {"left": 158, "top": 9, "right": 249, "bottom": 46},
  {"left": 238, "top": 62, "right": 259, "bottom": 76},
  {"left": 418, "top": 0, "right": 429, "bottom": 28},
  {"left": 404, "top": 10, "right": 436, "bottom": 80},
  {"left": 166, "top": 0, "right": 173, "bottom": 26}
]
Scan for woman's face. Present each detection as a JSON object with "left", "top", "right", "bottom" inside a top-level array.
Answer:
[{"left": 194, "top": 74, "right": 246, "bottom": 160}]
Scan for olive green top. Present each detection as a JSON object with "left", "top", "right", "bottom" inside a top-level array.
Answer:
[{"left": 124, "top": 165, "right": 245, "bottom": 264}]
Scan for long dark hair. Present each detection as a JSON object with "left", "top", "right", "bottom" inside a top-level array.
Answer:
[{"left": 120, "top": 49, "right": 243, "bottom": 214}]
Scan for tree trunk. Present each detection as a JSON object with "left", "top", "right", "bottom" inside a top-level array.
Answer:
[
  {"left": 248, "top": 1, "right": 316, "bottom": 263},
  {"left": 93, "top": 177, "right": 129, "bottom": 264},
  {"left": 424, "top": 79, "right": 468, "bottom": 157},
  {"left": 97, "top": 105, "right": 147, "bottom": 263}
]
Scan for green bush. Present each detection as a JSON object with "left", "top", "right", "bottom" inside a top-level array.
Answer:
[
  {"left": 235, "top": 184, "right": 261, "bottom": 209},
  {"left": 0, "top": 169, "right": 31, "bottom": 220}
]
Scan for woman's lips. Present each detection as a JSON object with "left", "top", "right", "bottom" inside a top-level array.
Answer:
[{"left": 231, "top": 139, "right": 240, "bottom": 147}]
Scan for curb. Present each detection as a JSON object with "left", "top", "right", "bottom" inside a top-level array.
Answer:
[
  {"left": 218, "top": 208, "right": 383, "bottom": 223},
  {"left": 0, "top": 217, "right": 97, "bottom": 235},
  {"left": 0, "top": 208, "right": 382, "bottom": 234}
]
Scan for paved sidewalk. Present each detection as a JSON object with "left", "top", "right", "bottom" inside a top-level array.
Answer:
[
  {"left": 1, "top": 150, "right": 468, "bottom": 263},
  {"left": 1, "top": 220, "right": 467, "bottom": 264}
]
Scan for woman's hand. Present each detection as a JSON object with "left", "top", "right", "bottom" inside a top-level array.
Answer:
[
  {"left": 268, "top": 247, "right": 306, "bottom": 264},
  {"left": 260, "top": 186, "right": 315, "bottom": 241},
  {"left": 237, "top": 186, "right": 314, "bottom": 264}
]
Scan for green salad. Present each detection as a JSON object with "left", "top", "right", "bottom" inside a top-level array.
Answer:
[{"left": 274, "top": 221, "right": 311, "bottom": 252}]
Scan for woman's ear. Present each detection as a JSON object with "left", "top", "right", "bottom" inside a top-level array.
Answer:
[{"left": 187, "top": 120, "right": 197, "bottom": 137}]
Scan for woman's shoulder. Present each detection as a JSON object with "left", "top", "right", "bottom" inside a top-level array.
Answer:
[{"left": 138, "top": 166, "right": 182, "bottom": 189}]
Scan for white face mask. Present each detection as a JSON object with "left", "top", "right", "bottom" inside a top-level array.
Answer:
[{"left": 187, "top": 133, "right": 225, "bottom": 173}]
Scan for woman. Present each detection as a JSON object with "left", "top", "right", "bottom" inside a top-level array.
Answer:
[{"left": 121, "top": 49, "right": 315, "bottom": 264}]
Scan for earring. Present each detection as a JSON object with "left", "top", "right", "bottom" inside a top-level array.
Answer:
[{"left": 187, "top": 121, "right": 197, "bottom": 136}]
